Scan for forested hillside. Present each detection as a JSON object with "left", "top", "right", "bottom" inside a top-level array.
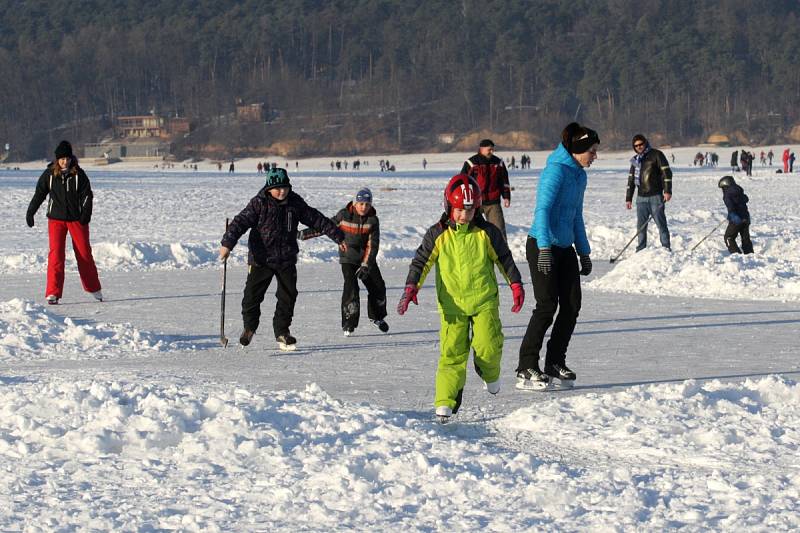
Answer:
[{"left": 1, "top": 0, "right": 798, "bottom": 158}]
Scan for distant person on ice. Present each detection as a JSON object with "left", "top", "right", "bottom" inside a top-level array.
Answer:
[
  {"left": 515, "top": 123, "right": 597, "bottom": 391},
  {"left": 718, "top": 176, "right": 753, "bottom": 254},
  {"left": 26, "top": 140, "right": 103, "bottom": 304},
  {"left": 397, "top": 174, "right": 524, "bottom": 423},
  {"left": 461, "top": 139, "right": 511, "bottom": 240},
  {"left": 300, "top": 187, "right": 389, "bottom": 337},
  {"left": 626, "top": 134, "right": 673, "bottom": 251},
  {"left": 219, "top": 168, "right": 345, "bottom": 351}
]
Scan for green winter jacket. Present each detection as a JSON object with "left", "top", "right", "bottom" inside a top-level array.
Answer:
[{"left": 406, "top": 213, "right": 522, "bottom": 316}]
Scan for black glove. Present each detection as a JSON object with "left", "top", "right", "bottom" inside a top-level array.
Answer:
[
  {"left": 80, "top": 215, "right": 91, "bottom": 226},
  {"left": 579, "top": 254, "right": 592, "bottom": 276},
  {"left": 356, "top": 265, "right": 370, "bottom": 281},
  {"left": 26, "top": 213, "right": 34, "bottom": 228},
  {"left": 537, "top": 248, "right": 552, "bottom": 275}
]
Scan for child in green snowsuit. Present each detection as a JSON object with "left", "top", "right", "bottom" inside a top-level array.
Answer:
[{"left": 397, "top": 174, "right": 524, "bottom": 422}]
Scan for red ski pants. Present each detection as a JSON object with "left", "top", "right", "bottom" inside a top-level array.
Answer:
[{"left": 47, "top": 219, "right": 101, "bottom": 298}]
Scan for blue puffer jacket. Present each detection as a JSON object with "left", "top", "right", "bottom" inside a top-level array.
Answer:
[{"left": 529, "top": 143, "right": 591, "bottom": 255}]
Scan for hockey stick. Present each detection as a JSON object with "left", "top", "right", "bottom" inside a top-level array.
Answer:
[
  {"left": 690, "top": 218, "right": 726, "bottom": 252},
  {"left": 220, "top": 218, "right": 229, "bottom": 347},
  {"left": 610, "top": 214, "right": 652, "bottom": 263}
]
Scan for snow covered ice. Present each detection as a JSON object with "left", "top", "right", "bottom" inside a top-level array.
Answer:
[{"left": 2, "top": 147, "right": 800, "bottom": 529}]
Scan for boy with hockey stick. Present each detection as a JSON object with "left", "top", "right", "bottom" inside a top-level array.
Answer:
[
  {"left": 397, "top": 174, "right": 525, "bottom": 423},
  {"left": 219, "top": 168, "right": 345, "bottom": 351},
  {"left": 718, "top": 175, "right": 753, "bottom": 254},
  {"left": 300, "top": 187, "right": 389, "bottom": 336}
]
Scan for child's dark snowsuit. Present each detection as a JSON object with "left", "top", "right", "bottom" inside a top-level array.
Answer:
[
  {"left": 222, "top": 187, "right": 344, "bottom": 338},
  {"left": 301, "top": 201, "right": 386, "bottom": 331},
  {"left": 722, "top": 183, "right": 753, "bottom": 254}
]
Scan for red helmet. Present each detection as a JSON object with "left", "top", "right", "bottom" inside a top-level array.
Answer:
[{"left": 444, "top": 174, "right": 482, "bottom": 213}]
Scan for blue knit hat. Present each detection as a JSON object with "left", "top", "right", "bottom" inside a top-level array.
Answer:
[
  {"left": 265, "top": 168, "right": 290, "bottom": 189},
  {"left": 355, "top": 187, "right": 372, "bottom": 203}
]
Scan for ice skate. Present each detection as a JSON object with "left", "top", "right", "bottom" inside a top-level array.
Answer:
[
  {"left": 484, "top": 380, "right": 500, "bottom": 395},
  {"left": 372, "top": 319, "right": 389, "bottom": 333},
  {"left": 544, "top": 364, "right": 576, "bottom": 389},
  {"left": 435, "top": 405, "right": 452, "bottom": 424},
  {"left": 91, "top": 290, "right": 103, "bottom": 302},
  {"left": 46, "top": 295, "right": 59, "bottom": 305},
  {"left": 239, "top": 329, "right": 255, "bottom": 347},
  {"left": 276, "top": 334, "right": 297, "bottom": 351},
  {"left": 343, "top": 328, "right": 353, "bottom": 337},
  {"left": 515, "top": 368, "right": 549, "bottom": 391}
]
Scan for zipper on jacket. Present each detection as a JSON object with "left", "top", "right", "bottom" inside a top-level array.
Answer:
[{"left": 287, "top": 211, "right": 293, "bottom": 233}]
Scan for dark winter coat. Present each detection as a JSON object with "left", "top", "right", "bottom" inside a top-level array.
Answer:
[
  {"left": 221, "top": 187, "right": 344, "bottom": 269},
  {"left": 300, "top": 202, "right": 379, "bottom": 266},
  {"left": 27, "top": 159, "right": 93, "bottom": 224},
  {"left": 723, "top": 184, "right": 750, "bottom": 224},
  {"left": 626, "top": 148, "right": 673, "bottom": 201},
  {"left": 460, "top": 154, "right": 510, "bottom": 204}
]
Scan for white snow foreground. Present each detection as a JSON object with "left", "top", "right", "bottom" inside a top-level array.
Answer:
[
  {"left": 0, "top": 377, "right": 798, "bottom": 530},
  {"left": 587, "top": 247, "right": 800, "bottom": 301},
  {"left": 0, "top": 299, "right": 172, "bottom": 361}
]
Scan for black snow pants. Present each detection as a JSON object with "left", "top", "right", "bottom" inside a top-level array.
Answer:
[
  {"left": 341, "top": 263, "right": 387, "bottom": 330},
  {"left": 517, "top": 237, "right": 582, "bottom": 372},
  {"left": 724, "top": 221, "right": 753, "bottom": 254},
  {"left": 241, "top": 263, "right": 298, "bottom": 338}
]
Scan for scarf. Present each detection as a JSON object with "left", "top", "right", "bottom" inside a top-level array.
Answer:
[{"left": 630, "top": 144, "right": 651, "bottom": 186}]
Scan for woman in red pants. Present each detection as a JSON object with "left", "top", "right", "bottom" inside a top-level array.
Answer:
[{"left": 26, "top": 140, "right": 102, "bottom": 304}]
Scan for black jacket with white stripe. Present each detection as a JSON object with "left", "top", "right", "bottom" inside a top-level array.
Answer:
[{"left": 27, "top": 159, "right": 93, "bottom": 224}]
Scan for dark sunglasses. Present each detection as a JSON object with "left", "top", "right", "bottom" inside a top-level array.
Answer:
[{"left": 633, "top": 143, "right": 645, "bottom": 148}]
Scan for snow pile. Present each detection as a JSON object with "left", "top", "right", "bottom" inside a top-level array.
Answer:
[
  {"left": 589, "top": 247, "right": 800, "bottom": 301},
  {"left": 1, "top": 377, "right": 798, "bottom": 530},
  {"left": 0, "top": 299, "right": 170, "bottom": 361},
  {"left": 498, "top": 375, "right": 800, "bottom": 530}
]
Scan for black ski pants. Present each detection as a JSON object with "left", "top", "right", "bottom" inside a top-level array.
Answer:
[
  {"left": 517, "top": 238, "right": 582, "bottom": 372},
  {"left": 724, "top": 220, "right": 753, "bottom": 254},
  {"left": 241, "top": 263, "right": 298, "bottom": 338},
  {"left": 341, "top": 263, "right": 387, "bottom": 330}
]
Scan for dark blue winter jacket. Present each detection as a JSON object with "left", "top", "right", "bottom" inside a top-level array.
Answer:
[
  {"left": 222, "top": 187, "right": 344, "bottom": 268},
  {"left": 723, "top": 184, "right": 750, "bottom": 224}
]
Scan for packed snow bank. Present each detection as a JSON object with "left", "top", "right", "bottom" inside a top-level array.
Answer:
[
  {"left": 0, "top": 299, "right": 173, "bottom": 361},
  {"left": 1, "top": 377, "right": 798, "bottom": 530},
  {"left": 589, "top": 247, "right": 800, "bottom": 301}
]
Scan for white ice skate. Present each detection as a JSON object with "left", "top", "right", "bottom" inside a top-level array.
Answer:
[{"left": 435, "top": 405, "right": 452, "bottom": 424}]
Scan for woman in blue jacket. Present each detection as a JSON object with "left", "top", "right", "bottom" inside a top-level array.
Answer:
[{"left": 516, "top": 123, "right": 599, "bottom": 390}]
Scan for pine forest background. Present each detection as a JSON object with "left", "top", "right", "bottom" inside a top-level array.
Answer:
[{"left": 1, "top": 0, "right": 799, "bottom": 159}]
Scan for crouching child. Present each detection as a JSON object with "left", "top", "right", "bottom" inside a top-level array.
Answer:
[
  {"left": 300, "top": 187, "right": 389, "bottom": 336},
  {"left": 220, "top": 168, "right": 345, "bottom": 351},
  {"left": 718, "top": 175, "right": 753, "bottom": 254},
  {"left": 397, "top": 174, "right": 524, "bottom": 423}
]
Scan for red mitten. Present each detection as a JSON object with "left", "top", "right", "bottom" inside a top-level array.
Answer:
[
  {"left": 511, "top": 282, "right": 525, "bottom": 313},
  {"left": 397, "top": 284, "right": 419, "bottom": 315}
]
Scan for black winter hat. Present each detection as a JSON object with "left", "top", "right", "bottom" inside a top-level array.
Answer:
[
  {"left": 479, "top": 139, "right": 495, "bottom": 148},
  {"left": 265, "top": 167, "right": 291, "bottom": 189},
  {"left": 55, "top": 140, "right": 73, "bottom": 159},
  {"left": 562, "top": 122, "right": 600, "bottom": 154}
]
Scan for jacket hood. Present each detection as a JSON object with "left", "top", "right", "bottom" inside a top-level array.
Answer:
[{"left": 547, "top": 143, "right": 581, "bottom": 170}]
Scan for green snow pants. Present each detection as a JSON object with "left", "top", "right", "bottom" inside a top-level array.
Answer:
[{"left": 435, "top": 307, "right": 504, "bottom": 410}]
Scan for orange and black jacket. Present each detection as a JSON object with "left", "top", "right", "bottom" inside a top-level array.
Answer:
[
  {"left": 301, "top": 201, "right": 379, "bottom": 266},
  {"left": 460, "top": 154, "right": 510, "bottom": 204}
]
